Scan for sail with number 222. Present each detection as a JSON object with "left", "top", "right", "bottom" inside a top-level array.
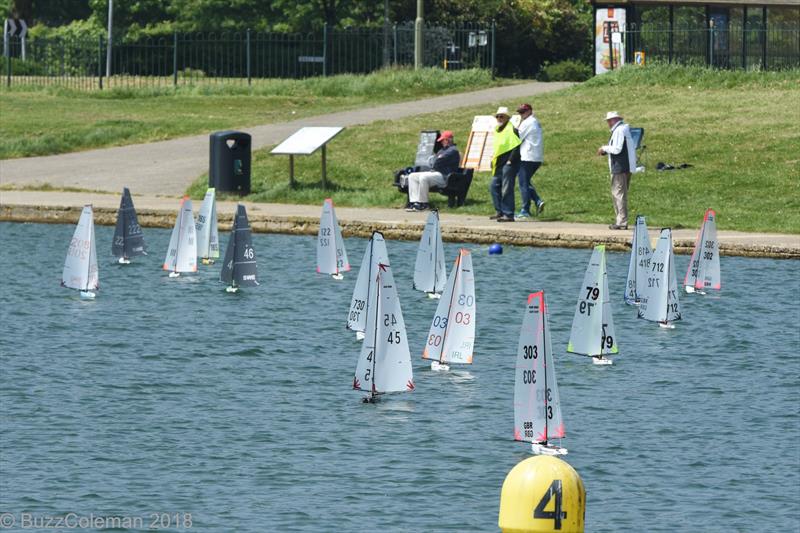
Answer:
[{"left": 112, "top": 187, "right": 146, "bottom": 265}]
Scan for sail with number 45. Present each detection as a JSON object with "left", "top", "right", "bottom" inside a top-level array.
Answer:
[
  {"left": 317, "top": 198, "right": 350, "bottom": 279},
  {"left": 220, "top": 204, "right": 258, "bottom": 291},
  {"left": 514, "top": 291, "right": 566, "bottom": 455},
  {"left": 684, "top": 208, "right": 721, "bottom": 293},
  {"left": 353, "top": 263, "right": 414, "bottom": 400},
  {"left": 348, "top": 231, "right": 389, "bottom": 336},
  {"left": 624, "top": 215, "right": 652, "bottom": 305},
  {"left": 567, "top": 245, "right": 618, "bottom": 363},
  {"left": 62, "top": 205, "right": 99, "bottom": 298},
  {"left": 196, "top": 187, "right": 219, "bottom": 264},
  {"left": 112, "top": 187, "right": 146, "bottom": 263},
  {"left": 638, "top": 228, "right": 681, "bottom": 325},
  {"left": 413, "top": 210, "right": 446, "bottom": 297},
  {"left": 163, "top": 196, "right": 198, "bottom": 275},
  {"left": 422, "top": 249, "right": 476, "bottom": 366}
]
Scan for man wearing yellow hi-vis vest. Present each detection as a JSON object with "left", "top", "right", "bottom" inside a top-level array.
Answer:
[{"left": 490, "top": 107, "right": 522, "bottom": 222}]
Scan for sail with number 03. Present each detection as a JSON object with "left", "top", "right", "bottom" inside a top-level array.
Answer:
[
  {"left": 624, "top": 215, "right": 652, "bottom": 305},
  {"left": 413, "top": 210, "right": 446, "bottom": 298},
  {"left": 422, "top": 249, "right": 475, "bottom": 369},
  {"left": 567, "top": 245, "right": 618, "bottom": 364},
  {"left": 514, "top": 291, "right": 566, "bottom": 455},
  {"left": 111, "top": 187, "right": 146, "bottom": 264},
  {"left": 196, "top": 187, "right": 219, "bottom": 264},
  {"left": 684, "top": 209, "right": 721, "bottom": 294},
  {"left": 62, "top": 205, "right": 99, "bottom": 298},
  {"left": 163, "top": 196, "right": 198, "bottom": 276},
  {"left": 348, "top": 231, "right": 389, "bottom": 337},
  {"left": 638, "top": 228, "right": 682, "bottom": 326},
  {"left": 353, "top": 263, "right": 415, "bottom": 401},
  {"left": 316, "top": 198, "right": 350, "bottom": 279},
  {"left": 220, "top": 204, "right": 258, "bottom": 292}
]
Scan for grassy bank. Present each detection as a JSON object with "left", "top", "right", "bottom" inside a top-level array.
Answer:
[
  {"left": 188, "top": 65, "right": 799, "bottom": 234},
  {"left": 0, "top": 68, "right": 503, "bottom": 159}
]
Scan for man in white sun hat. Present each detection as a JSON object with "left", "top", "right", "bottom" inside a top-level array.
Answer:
[{"left": 597, "top": 111, "right": 637, "bottom": 230}]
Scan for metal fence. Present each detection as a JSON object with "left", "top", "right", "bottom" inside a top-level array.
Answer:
[
  {"left": 1, "top": 22, "right": 494, "bottom": 90},
  {"left": 624, "top": 24, "right": 800, "bottom": 70}
]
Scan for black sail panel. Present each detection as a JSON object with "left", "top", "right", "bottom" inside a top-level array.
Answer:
[
  {"left": 113, "top": 188, "right": 146, "bottom": 258},
  {"left": 233, "top": 204, "right": 258, "bottom": 286}
]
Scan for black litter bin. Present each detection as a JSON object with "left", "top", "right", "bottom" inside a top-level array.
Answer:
[{"left": 209, "top": 131, "right": 251, "bottom": 194}]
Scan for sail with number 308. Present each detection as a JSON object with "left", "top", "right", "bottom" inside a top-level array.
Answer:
[
  {"left": 638, "top": 228, "right": 682, "bottom": 328},
  {"left": 684, "top": 208, "right": 721, "bottom": 294},
  {"left": 353, "top": 263, "right": 414, "bottom": 402},
  {"left": 422, "top": 249, "right": 475, "bottom": 372},
  {"left": 514, "top": 291, "right": 567, "bottom": 456},
  {"left": 317, "top": 198, "right": 350, "bottom": 280}
]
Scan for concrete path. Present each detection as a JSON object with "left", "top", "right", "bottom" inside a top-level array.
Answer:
[{"left": 0, "top": 81, "right": 572, "bottom": 195}]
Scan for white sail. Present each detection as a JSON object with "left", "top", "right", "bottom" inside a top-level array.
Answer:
[
  {"left": 625, "top": 215, "right": 652, "bottom": 304},
  {"left": 413, "top": 210, "right": 446, "bottom": 295},
  {"left": 317, "top": 198, "right": 350, "bottom": 276},
  {"left": 163, "top": 197, "right": 198, "bottom": 273},
  {"left": 348, "top": 232, "right": 389, "bottom": 334},
  {"left": 62, "top": 205, "right": 98, "bottom": 292},
  {"left": 353, "top": 263, "right": 414, "bottom": 396},
  {"left": 638, "top": 228, "right": 682, "bottom": 324},
  {"left": 422, "top": 249, "right": 476, "bottom": 365},
  {"left": 196, "top": 188, "right": 219, "bottom": 261},
  {"left": 567, "top": 245, "right": 618, "bottom": 357},
  {"left": 514, "top": 291, "right": 565, "bottom": 445},
  {"left": 684, "top": 209, "right": 721, "bottom": 292}
]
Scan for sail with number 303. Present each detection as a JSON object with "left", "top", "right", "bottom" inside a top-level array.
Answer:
[
  {"left": 422, "top": 249, "right": 476, "bottom": 365},
  {"left": 638, "top": 228, "right": 682, "bottom": 324},
  {"left": 684, "top": 208, "right": 721, "bottom": 293},
  {"left": 348, "top": 231, "right": 389, "bottom": 335},
  {"left": 567, "top": 245, "right": 618, "bottom": 360},
  {"left": 353, "top": 263, "right": 414, "bottom": 398},
  {"left": 317, "top": 198, "right": 350, "bottom": 277},
  {"left": 514, "top": 291, "right": 566, "bottom": 453}
]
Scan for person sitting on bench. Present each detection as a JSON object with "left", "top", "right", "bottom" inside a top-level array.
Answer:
[{"left": 405, "top": 131, "right": 461, "bottom": 212}]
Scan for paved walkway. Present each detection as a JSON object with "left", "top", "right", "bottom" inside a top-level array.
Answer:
[{"left": 0, "top": 81, "right": 571, "bottom": 195}]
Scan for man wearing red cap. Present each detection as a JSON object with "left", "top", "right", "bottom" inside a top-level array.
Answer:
[
  {"left": 515, "top": 103, "right": 545, "bottom": 220},
  {"left": 406, "top": 130, "right": 461, "bottom": 212}
]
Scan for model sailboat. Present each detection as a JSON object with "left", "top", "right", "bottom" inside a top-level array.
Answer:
[
  {"left": 317, "top": 198, "right": 350, "bottom": 280},
  {"left": 353, "top": 263, "right": 415, "bottom": 403},
  {"left": 112, "top": 187, "right": 146, "bottom": 264},
  {"left": 413, "top": 210, "right": 446, "bottom": 299},
  {"left": 684, "top": 208, "right": 721, "bottom": 294},
  {"left": 624, "top": 215, "right": 652, "bottom": 305},
  {"left": 220, "top": 204, "right": 258, "bottom": 293},
  {"left": 638, "top": 228, "right": 682, "bottom": 328},
  {"left": 514, "top": 291, "right": 567, "bottom": 455},
  {"left": 422, "top": 249, "right": 475, "bottom": 372},
  {"left": 348, "top": 231, "right": 389, "bottom": 341},
  {"left": 567, "top": 245, "right": 618, "bottom": 365},
  {"left": 62, "top": 205, "right": 99, "bottom": 300},
  {"left": 163, "top": 196, "right": 198, "bottom": 278},
  {"left": 196, "top": 187, "right": 219, "bottom": 265}
]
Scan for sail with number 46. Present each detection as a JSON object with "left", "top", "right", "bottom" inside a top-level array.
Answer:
[
  {"left": 62, "top": 205, "right": 99, "bottom": 298},
  {"left": 638, "top": 228, "right": 681, "bottom": 326},
  {"left": 353, "top": 263, "right": 414, "bottom": 401},
  {"left": 514, "top": 291, "right": 566, "bottom": 455},
  {"left": 220, "top": 204, "right": 258, "bottom": 291},
  {"left": 413, "top": 210, "right": 446, "bottom": 297},
  {"left": 348, "top": 231, "right": 389, "bottom": 337},
  {"left": 624, "top": 215, "right": 652, "bottom": 305},
  {"left": 317, "top": 198, "right": 350, "bottom": 279},
  {"left": 422, "top": 249, "right": 475, "bottom": 367},
  {"left": 196, "top": 187, "right": 219, "bottom": 264},
  {"left": 684, "top": 208, "right": 721, "bottom": 294},
  {"left": 163, "top": 196, "right": 198, "bottom": 276},
  {"left": 567, "top": 245, "right": 618, "bottom": 364},
  {"left": 111, "top": 187, "right": 146, "bottom": 264}
]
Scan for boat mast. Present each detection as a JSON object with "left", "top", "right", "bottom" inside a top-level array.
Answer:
[
  {"left": 174, "top": 202, "right": 184, "bottom": 274},
  {"left": 370, "top": 270, "right": 381, "bottom": 400},
  {"left": 542, "top": 293, "right": 549, "bottom": 444},
  {"left": 85, "top": 212, "right": 92, "bottom": 291},
  {"left": 432, "top": 212, "right": 438, "bottom": 293},
  {"left": 438, "top": 251, "right": 461, "bottom": 364},
  {"left": 664, "top": 234, "right": 671, "bottom": 321}
]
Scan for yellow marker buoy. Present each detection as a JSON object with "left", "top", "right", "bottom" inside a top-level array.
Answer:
[{"left": 499, "top": 455, "right": 586, "bottom": 533}]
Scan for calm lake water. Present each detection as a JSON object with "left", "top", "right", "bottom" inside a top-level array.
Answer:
[{"left": 1, "top": 221, "right": 798, "bottom": 532}]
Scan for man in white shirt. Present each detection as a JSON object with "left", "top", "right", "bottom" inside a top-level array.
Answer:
[
  {"left": 597, "top": 111, "right": 637, "bottom": 230},
  {"left": 514, "top": 103, "right": 544, "bottom": 220}
]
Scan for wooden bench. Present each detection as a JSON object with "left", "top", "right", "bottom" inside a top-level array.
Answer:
[{"left": 393, "top": 167, "right": 474, "bottom": 208}]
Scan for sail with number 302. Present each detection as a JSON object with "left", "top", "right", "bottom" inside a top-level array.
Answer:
[
  {"left": 684, "top": 208, "right": 721, "bottom": 294},
  {"left": 317, "top": 198, "right": 350, "bottom": 280},
  {"left": 353, "top": 263, "right": 414, "bottom": 402},
  {"left": 514, "top": 291, "right": 567, "bottom": 455},
  {"left": 422, "top": 249, "right": 475, "bottom": 371}
]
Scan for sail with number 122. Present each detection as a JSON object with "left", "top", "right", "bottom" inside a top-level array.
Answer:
[{"left": 317, "top": 198, "right": 350, "bottom": 280}]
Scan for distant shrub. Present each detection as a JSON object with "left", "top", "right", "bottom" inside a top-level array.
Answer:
[{"left": 538, "top": 60, "right": 592, "bottom": 82}]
